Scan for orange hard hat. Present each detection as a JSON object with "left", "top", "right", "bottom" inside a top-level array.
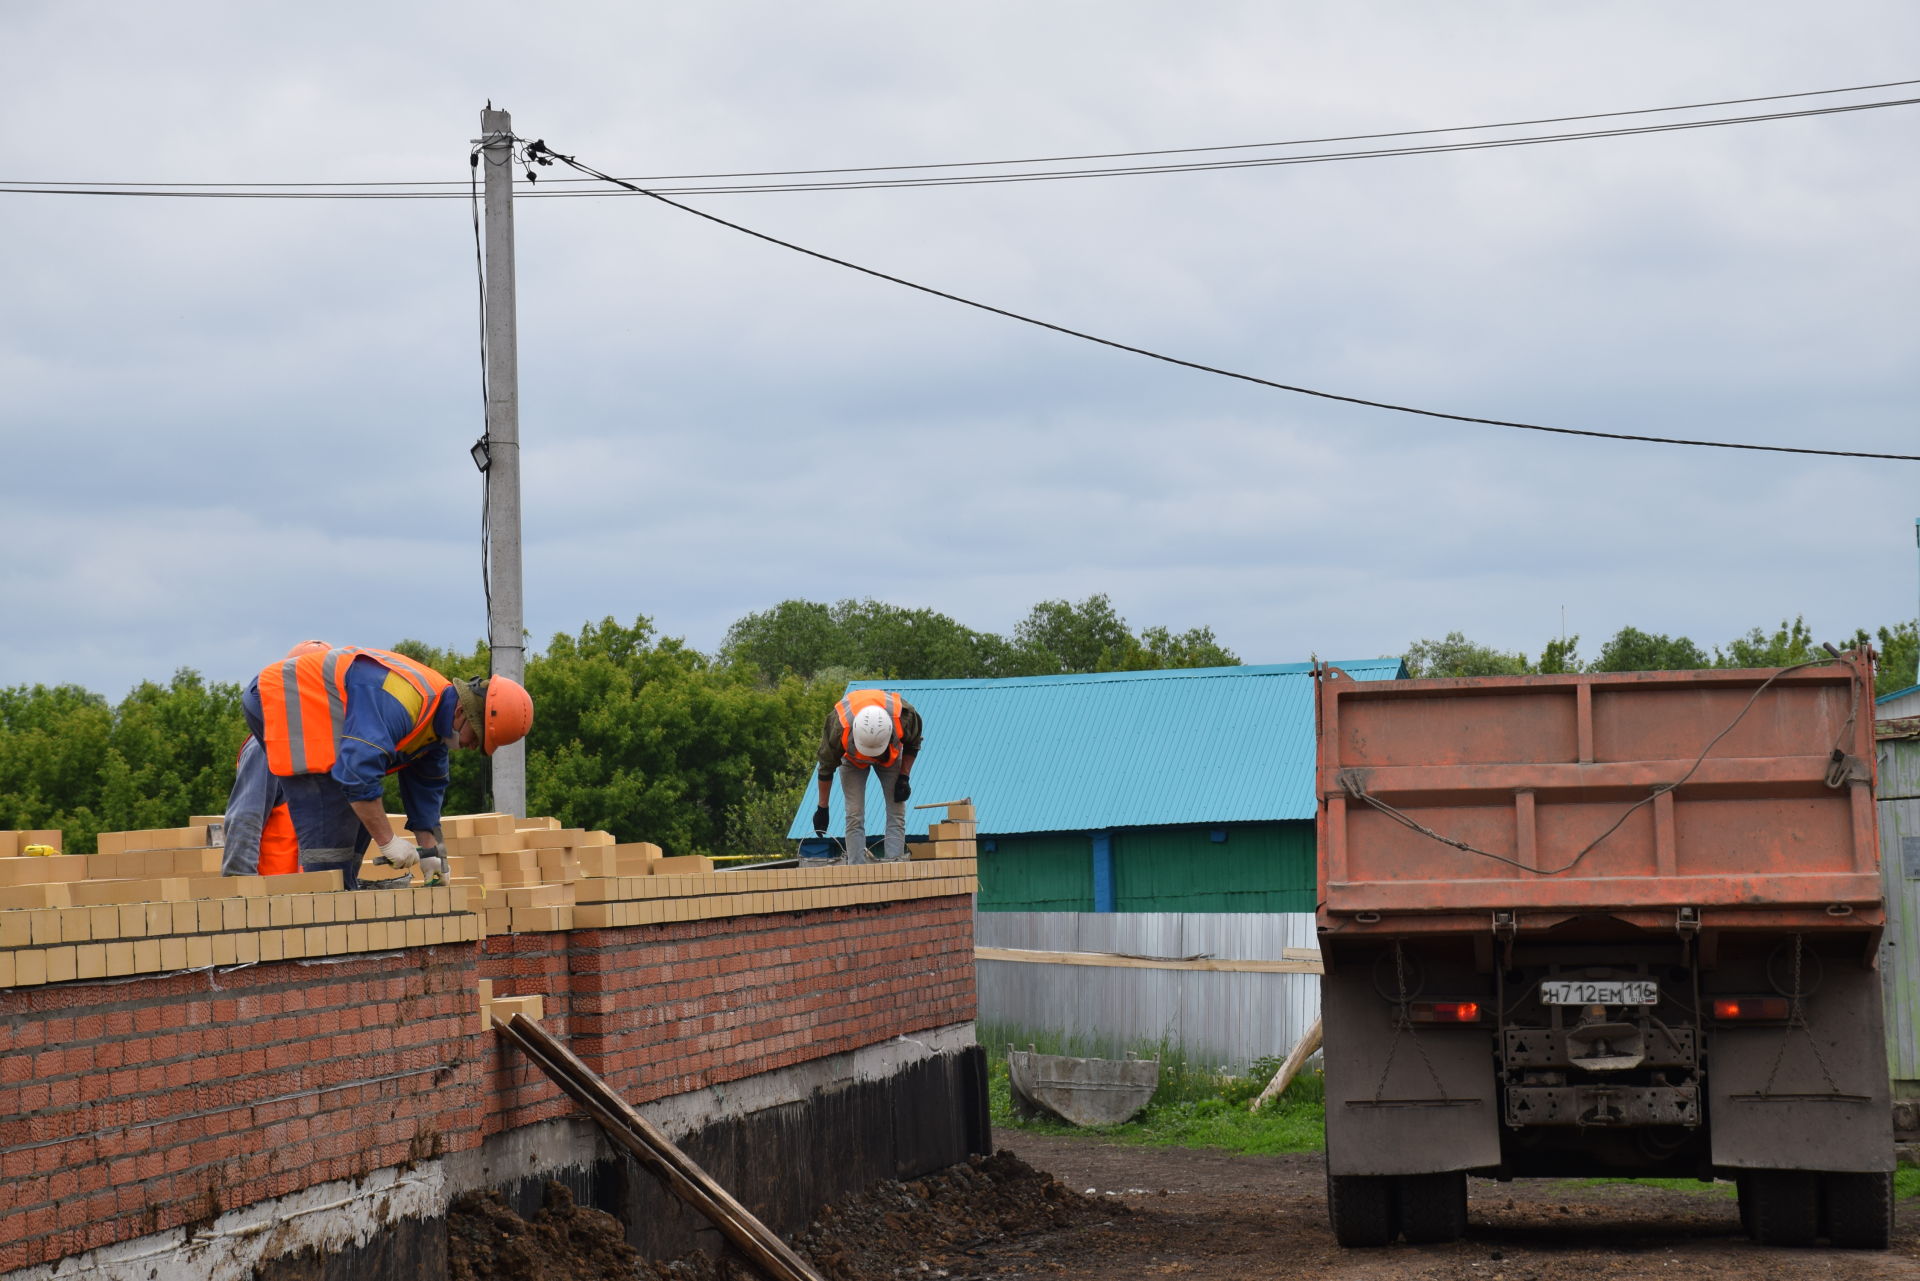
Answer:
[
  {"left": 283, "top": 639, "right": 332, "bottom": 660},
  {"left": 478, "top": 675, "right": 533, "bottom": 754}
]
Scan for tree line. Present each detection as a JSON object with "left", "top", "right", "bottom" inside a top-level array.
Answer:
[
  {"left": 2, "top": 601, "right": 1910, "bottom": 856},
  {"left": 0, "top": 595, "right": 1233, "bottom": 856},
  {"left": 1405, "top": 617, "right": 1917, "bottom": 698}
]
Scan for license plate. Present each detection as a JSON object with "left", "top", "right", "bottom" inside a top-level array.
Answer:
[{"left": 1540, "top": 979, "right": 1658, "bottom": 1006}]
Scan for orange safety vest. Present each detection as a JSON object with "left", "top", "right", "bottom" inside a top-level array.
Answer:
[
  {"left": 257, "top": 646, "right": 452, "bottom": 778},
  {"left": 835, "top": 689, "right": 905, "bottom": 769},
  {"left": 234, "top": 738, "right": 300, "bottom": 875}
]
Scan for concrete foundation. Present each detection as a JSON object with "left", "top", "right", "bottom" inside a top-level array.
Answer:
[{"left": 4, "top": 1024, "right": 987, "bottom": 1280}]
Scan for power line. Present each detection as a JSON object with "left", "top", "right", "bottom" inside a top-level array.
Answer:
[
  {"left": 529, "top": 138, "right": 1920, "bottom": 463},
  {"left": 4, "top": 84, "right": 1915, "bottom": 199}
]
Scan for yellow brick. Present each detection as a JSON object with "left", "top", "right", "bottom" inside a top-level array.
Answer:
[
  {"left": 245, "top": 898, "right": 270, "bottom": 929},
  {"left": 186, "top": 936, "right": 215, "bottom": 969},
  {"left": 55, "top": 908, "right": 91, "bottom": 943},
  {"left": 405, "top": 918, "right": 427, "bottom": 948},
  {"left": 311, "top": 895, "right": 336, "bottom": 925},
  {"left": 15, "top": 949, "right": 47, "bottom": 986},
  {"left": 105, "top": 941, "right": 136, "bottom": 976},
  {"left": 158, "top": 937, "right": 188, "bottom": 970},
  {"left": 29, "top": 911, "right": 60, "bottom": 947},
  {"left": 195, "top": 901, "right": 223, "bottom": 933},
  {"left": 292, "top": 895, "right": 316, "bottom": 926},
  {"left": 142, "top": 902, "right": 173, "bottom": 935},
  {"left": 87, "top": 906, "right": 119, "bottom": 941},
  {"left": 263, "top": 870, "right": 344, "bottom": 895},
  {"left": 324, "top": 925, "right": 348, "bottom": 954},
  {"left": 0, "top": 883, "right": 70, "bottom": 911},
  {"left": 220, "top": 900, "right": 246, "bottom": 931},
  {"left": 211, "top": 933, "right": 238, "bottom": 966},
  {"left": 235, "top": 932, "right": 260, "bottom": 964},
  {"left": 344, "top": 923, "right": 368, "bottom": 952},
  {"left": 268, "top": 897, "right": 294, "bottom": 927},
  {"left": 258, "top": 930, "right": 285, "bottom": 962},
  {"left": 0, "top": 950, "right": 18, "bottom": 986},
  {"left": 45, "top": 946, "right": 78, "bottom": 984}
]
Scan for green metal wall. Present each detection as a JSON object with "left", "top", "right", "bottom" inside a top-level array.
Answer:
[
  {"left": 1113, "top": 823, "right": 1316, "bottom": 912},
  {"left": 977, "top": 821, "right": 1316, "bottom": 913},
  {"left": 977, "top": 832, "right": 1094, "bottom": 911}
]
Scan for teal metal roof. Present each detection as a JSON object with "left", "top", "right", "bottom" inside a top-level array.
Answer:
[{"left": 786, "top": 659, "right": 1405, "bottom": 839}]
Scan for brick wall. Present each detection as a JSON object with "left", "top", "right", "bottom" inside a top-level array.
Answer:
[
  {"left": 0, "top": 947, "right": 478, "bottom": 1272},
  {"left": 1, "top": 892, "right": 976, "bottom": 1274}
]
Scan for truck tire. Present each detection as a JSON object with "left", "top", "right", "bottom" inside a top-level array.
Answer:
[
  {"left": 1747, "top": 1171, "right": 1819, "bottom": 1247},
  {"left": 1735, "top": 1174, "right": 1752, "bottom": 1237},
  {"left": 1821, "top": 1172, "right": 1892, "bottom": 1249},
  {"left": 1398, "top": 1171, "right": 1468, "bottom": 1244},
  {"left": 1326, "top": 1170, "right": 1395, "bottom": 1247}
]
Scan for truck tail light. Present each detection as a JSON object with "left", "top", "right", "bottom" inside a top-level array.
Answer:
[
  {"left": 1409, "top": 1001, "right": 1482, "bottom": 1024},
  {"left": 1711, "top": 996, "right": 1791, "bottom": 1021}
]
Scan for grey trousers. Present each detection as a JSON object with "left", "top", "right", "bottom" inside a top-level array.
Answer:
[{"left": 838, "top": 761, "right": 906, "bottom": 862}]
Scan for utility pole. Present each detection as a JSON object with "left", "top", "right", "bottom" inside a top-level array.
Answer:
[{"left": 479, "top": 106, "right": 526, "bottom": 817}]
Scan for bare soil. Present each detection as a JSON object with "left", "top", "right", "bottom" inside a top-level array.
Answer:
[{"left": 447, "top": 1137, "right": 1920, "bottom": 1280}]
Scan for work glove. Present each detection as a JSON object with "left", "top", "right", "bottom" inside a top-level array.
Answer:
[
  {"left": 893, "top": 775, "right": 911, "bottom": 803},
  {"left": 417, "top": 851, "right": 448, "bottom": 886},
  {"left": 812, "top": 806, "right": 830, "bottom": 836},
  {"left": 373, "top": 834, "right": 421, "bottom": 870}
]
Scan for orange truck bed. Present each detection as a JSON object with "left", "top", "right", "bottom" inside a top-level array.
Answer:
[{"left": 1314, "top": 653, "right": 1883, "bottom": 936}]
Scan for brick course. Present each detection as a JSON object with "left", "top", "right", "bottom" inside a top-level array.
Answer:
[{"left": 1, "top": 892, "right": 975, "bottom": 1272}]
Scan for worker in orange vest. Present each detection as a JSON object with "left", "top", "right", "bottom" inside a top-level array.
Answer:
[
  {"left": 239, "top": 643, "right": 533, "bottom": 889},
  {"left": 812, "top": 688, "right": 923, "bottom": 863}
]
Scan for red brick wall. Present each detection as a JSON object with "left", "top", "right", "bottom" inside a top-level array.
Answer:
[
  {"left": 0, "top": 946, "right": 479, "bottom": 1273},
  {"left": 0, "top": 892, "right": 975, "bottom": 1273},
  {"left": 568, "top": 896, "right": 976, "bottom": 1104}
]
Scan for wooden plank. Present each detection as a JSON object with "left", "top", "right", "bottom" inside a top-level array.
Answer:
[
  {"left": 1250, "top": 1016, "right": 1324, "bottom": 1112},
  {"left": 497, "top": 1015, "right": 825, "bottom": 1281},
  {"left": 974, "top": 946, "right": 1323, "bottom": 974}
]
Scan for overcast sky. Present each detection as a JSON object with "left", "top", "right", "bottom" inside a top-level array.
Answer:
[{"left": 3, "top": 2, "right": 1916, "bottom": 698}]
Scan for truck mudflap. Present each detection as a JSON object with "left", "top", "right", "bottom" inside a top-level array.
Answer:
[
  {"left": 1322, "top": 956, "right": 1498, "bottom": 1177},
  {"left": 1707, "top": 962, "right": 1895, "bottom": 1172}
]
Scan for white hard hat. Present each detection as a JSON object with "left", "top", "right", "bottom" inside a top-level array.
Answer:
[{"left": 851, "top": 705, "right": 894, "bottom": 756}]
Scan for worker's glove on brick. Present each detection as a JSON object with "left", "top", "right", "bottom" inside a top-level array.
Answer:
[
  {"left": 812, "top": 806, "right": 830, "bottom": 836},
  {"left": 893, "top": 775, "right": 911, "bottom": 803},
  {"left": 417, "top": 853, "right": 447, "bottom": 886},
  {"left": 374, "top": 835, "right": 421, "bottom": 869}
]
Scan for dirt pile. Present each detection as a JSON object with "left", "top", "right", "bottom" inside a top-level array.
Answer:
[
  {"left": 449, "top": 1181, "right": 642, "bottom": 1281},
  {"left": 785, "top": 1149, "right": 1117, "bottom": 1281},
  {"left": 448, "top": 1150, "right": 1114, "bottom": 1281}
]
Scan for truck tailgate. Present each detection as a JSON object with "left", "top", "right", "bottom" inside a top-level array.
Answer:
[{"left": 1315, "top": 656, "right": 1881, "bottom": 930}]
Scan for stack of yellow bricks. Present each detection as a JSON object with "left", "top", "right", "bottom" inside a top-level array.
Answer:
[
  {"left": 417, "top": 811, "right": 714, "bottom": 935},
  {"left": 908, "top": 800, "right": 979, "bottom": 860},
  {"left": 430, "top": 804, "right": 979, "bottom": 933},
  {"left": 0, "top": 824, "right": 478, "bottom": 989}
]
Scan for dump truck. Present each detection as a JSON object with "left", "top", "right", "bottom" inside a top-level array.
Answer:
[{"left": 1314, "top": 652, "right": 1895, "bottom": 1249}]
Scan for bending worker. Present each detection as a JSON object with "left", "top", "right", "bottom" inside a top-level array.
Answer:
[
  {"left": 240, "top": 644, "right": 533, "bottom": 888},
  {"left": 812, "top": 688, "right": 922, "bottom": 863}
]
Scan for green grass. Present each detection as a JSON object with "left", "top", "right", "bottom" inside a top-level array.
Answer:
[
  {"left": 1898, "top": 1167, "right": 1920, "bottom": 1200},
  {"left": 979, "top": 1023, "right": 1325, "bottom": 1156}
]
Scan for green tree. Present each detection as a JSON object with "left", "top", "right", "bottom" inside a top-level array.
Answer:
[
  {"left": 1403, "top": 632, "right": 1531, "bottom": 678},
  {"left": 1715, "top": 616, "right": 1817, "bottom": 669},
  {"left": 1590, "top": 627, "right": 1711, "bottom": 673},
  {"left": 1009, "top": 594, "right": 1238, "bottom": 675},
  {"left": 1536, "top": 635, "right": 1583, "bottom": 674}
]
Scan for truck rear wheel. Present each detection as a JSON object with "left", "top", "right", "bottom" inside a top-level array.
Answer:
[
  {"left": 1397, "top": 1171, "right": 1468, "bottom": 1244},
  {"left": 1821, "top": 1172, "right": 1892, "bottom": 1249},
  {"left": 1746, "top": 1170, "right": 1819, "bottom": 1247},
  {"left": 1326, "top": 1170, "right": 1395, "bottom": 1247}
]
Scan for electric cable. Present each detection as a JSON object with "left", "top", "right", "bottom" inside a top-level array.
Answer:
[
  {"left": 527, "top": 138, "right": 1920, "bottom": 462},
  {"left": 471, "top": 145, "right": 494, "bottom": 634},
  {"left": 3, "top": 89, "right": 1914, "bottom": 199}
]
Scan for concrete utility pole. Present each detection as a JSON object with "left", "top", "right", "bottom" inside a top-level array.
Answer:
[{"left": 479, "top": 106, "right": 526, "bottom": 817}]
